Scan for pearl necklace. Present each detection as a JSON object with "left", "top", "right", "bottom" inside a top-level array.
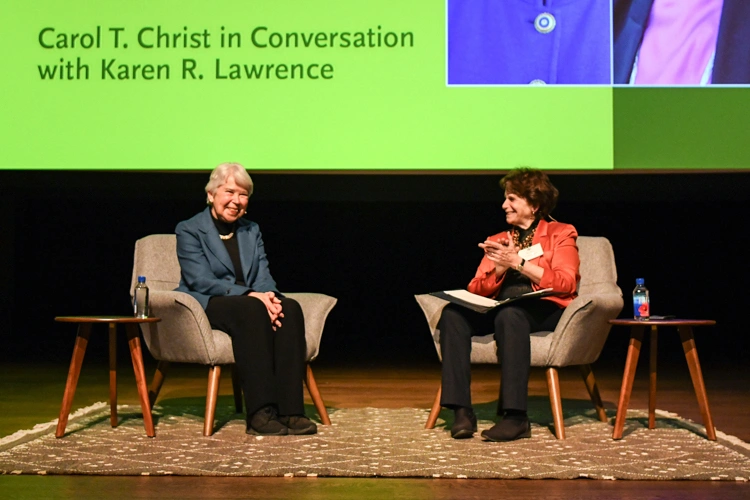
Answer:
[{"left": 219, "top": 232, "right": 234, "bottom": 241}]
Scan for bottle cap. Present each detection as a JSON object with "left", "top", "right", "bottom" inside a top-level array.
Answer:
[
  {"left": 137, "top": 276, "right": 146, "bottom": 283},
  {"left": 635, "top": 278, "right": 644, "bottom": 285}
]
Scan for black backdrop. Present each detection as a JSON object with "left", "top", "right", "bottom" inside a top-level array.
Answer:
[{"left": 1, "top": 171, "right": 748, "bottom": 369}]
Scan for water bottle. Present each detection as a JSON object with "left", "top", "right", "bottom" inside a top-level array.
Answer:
[
  {"left": 133, "top": 276, "right": 149, "bottom": 318},
  {"left": 633, "top": 278, "right": 650, "bottom": 321}
]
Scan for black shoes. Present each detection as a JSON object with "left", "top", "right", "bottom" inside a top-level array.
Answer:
[
  {"left": 449, "top": 406, "right": 531, "bottom": 441},
  {"left": 480, "top": 415, "right": 531, "bottom": 442},
  {"left": 246, "top": 406, "right": 318, "bottom": 436},
  {"left": 451, "top": 407, "right": 478, "bottom": 439},
  {"left": 246, "top": 406, "right": 288, "bottom": 436},
  {"left": 279, "top": 415, "right": 318, "bottom": 435}
]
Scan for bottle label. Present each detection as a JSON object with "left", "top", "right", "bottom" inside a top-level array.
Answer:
[{"left": 633, "top": 296, "right": 650, "bottom": 318}]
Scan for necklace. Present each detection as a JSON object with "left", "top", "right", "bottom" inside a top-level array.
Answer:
[
  {"left": 219, "top": 232, "right": 234, "bottom": 241},
  {"left": 511, "top": 226, "right": 536, "bottom": 249}
]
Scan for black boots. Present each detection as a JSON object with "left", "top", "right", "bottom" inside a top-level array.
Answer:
[{"left": 451, "top": 407, "right": 478, "bottom": 439}]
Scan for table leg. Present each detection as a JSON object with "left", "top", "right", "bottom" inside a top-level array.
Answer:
[
  {"left": 126, "top": 324, "right": 155, "bottom": 437},
  {"left": 648, "top": 325, "right": 658, "bottom": 429},
  {"left": 56, "top": 323, "right": 92, "bottom": 438},
  {"left": 678, "top": 326, "right": 717, "bottom": 441},
  {"left": 613, "top": 325, "right": 645, "bottom": 439},
  {"left": 109, "top": 323, "right": 118, "bottom": 427}
]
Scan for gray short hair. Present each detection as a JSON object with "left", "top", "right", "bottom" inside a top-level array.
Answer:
[{"left": 205, "top": 163, "right": 254, "bottom": 202}]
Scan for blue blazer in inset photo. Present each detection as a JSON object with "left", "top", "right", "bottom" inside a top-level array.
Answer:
[{"left": 613, "top": 0, "right": 750, "bottom": 84}]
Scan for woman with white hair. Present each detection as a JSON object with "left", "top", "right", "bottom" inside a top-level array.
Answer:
[{"left": 174, "top": 162, "right": 315, "bottom": 436}]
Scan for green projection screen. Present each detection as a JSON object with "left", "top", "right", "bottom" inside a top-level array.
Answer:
[{"left": 0, "top": 1, "right": 747, "bottom": 171}]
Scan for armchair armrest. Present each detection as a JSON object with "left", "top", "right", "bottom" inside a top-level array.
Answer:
[
  {"left": 414, "top": 294, "right": 450, "bottom": 355},
  {"left": 140, "top": 290, "right": 230, "bottom": 364},
  {"left": 544, "top": 292, "right": 624, "bottom": 367},
  {"left": 285, "top": 293, "right": 337, "bottom": 362}
]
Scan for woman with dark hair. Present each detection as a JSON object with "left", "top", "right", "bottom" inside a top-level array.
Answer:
[
  {"left": 175, "top": 162, "right": 316, "bottom": 436},
  {"left": 439, "top": 167, "right": 580, "bottom": 442}
]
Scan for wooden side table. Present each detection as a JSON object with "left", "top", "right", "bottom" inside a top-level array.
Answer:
[
  {"left": 609, "top": 318, "right": 716, "bottom": 440},
  {"left": 55, "top": 316, "right": 161, "bottom": 438}
]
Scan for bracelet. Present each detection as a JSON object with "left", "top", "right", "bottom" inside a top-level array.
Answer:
[{"left": 515, "top": 258, "right": 526, "bottom": 272}]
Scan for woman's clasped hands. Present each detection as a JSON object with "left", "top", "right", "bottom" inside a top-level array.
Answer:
[
  {"left": 248, "top": 291, "right": 284, "bottom": 330},
  {"left": 478, "top": 232, "right": 521, "bottom": 273}
]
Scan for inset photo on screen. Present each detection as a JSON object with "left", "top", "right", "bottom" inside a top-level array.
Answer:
[
  {"left": 613, "top": 0, "right": 750, "bottom": 85},
  {"left": 447, "top": 0, "right": 613, "bottom": 86}
]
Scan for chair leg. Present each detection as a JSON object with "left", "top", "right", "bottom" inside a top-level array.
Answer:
[
  {"left": 148, "top": 361, "right": 170, "bottom": 409},
  {"left": 546, "top": 367, "right": 566, "bottom": 440},
  {"left": 425, "top": 386, "right": 442, "bottom": 429},
  {"left": 305, "top": 364, "right": 331, "bottom": 425},
  {"left": 204, "top": 365, "right": 222, "bottom": 437},
  {"left": 580, "top": 364, "right": 608, "bottom": 423},
  {"left": 230, "top": 364, "right": 243, "bottom": 414}
]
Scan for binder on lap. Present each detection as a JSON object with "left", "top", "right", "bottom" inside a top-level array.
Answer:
[{"left": 429, "top": 288, "right": 555, "bottom": 314}]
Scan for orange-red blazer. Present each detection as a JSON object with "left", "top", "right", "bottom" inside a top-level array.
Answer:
[{"left": 467, "top": 220, "right": 580, "bottom": 309}]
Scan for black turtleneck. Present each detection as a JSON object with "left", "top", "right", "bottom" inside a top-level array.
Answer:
[
  {"left": 497, "top": 219, "right": 539, "bottom": 300},
  {"left": 211, "top": 215, "right": 246, "bottom": 287}
]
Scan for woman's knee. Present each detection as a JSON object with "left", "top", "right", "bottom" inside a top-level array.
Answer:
[
  {"left": 280, "top": 297, "right": 303, "bottom": 319},
  {"left": 493, "top": 306, "right": 531, "bottom": 341},
  {"left": 439, "top": 304, "right": 467, "bottom": 324},
  {"left": 207, "top": 295, "right": 268, "bottom": 327},
  {"left": 494, "top": 306, "right": 527, "bottom": 327},
  {"left": 244, "top": 295, "right": 272, "bottom": 316},
  {"left": 275, "top": 298, "right": 306, "bottom": 341},
  {"left": 438, "top": 305, "right": 472, "bottom": 341}
]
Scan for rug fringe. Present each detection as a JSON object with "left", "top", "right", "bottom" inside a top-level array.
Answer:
[
  {"left": 653, "top": 408, "right": 750, "bottom": 453},
  {"left": 0, "top": 401, "right": 108, "bottom": 450}
]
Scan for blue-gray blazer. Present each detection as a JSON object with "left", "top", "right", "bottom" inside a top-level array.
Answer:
[{"left": 174, "top": 207, "right": 280, "bottom": 310}]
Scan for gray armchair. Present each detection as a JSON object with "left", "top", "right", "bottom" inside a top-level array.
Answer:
[
  {"left": 130, "top": 234, "right": 337, "bottom": 436},
  {"left": 415, "top": 236, "right": 623, "bottom": 439}
]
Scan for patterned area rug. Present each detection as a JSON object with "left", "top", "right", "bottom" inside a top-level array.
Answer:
[{"left": 2, "top": 403, "right": 749, "bottom": 480}]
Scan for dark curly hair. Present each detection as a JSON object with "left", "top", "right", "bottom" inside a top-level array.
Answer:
[{"left": 499, "top": 167, "right": 559, "bottom": 219}]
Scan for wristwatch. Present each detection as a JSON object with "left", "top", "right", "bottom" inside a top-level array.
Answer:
[{"left": 515, "top": 258, "right": 526, "bottom": 272}]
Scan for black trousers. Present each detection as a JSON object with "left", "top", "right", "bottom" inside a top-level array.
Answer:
[
  {"left": 439, "top": 300, "right": 563, "bottom": 413},
  {"left": 205, "top": 295, "right": 306, "bottom": 417}
]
